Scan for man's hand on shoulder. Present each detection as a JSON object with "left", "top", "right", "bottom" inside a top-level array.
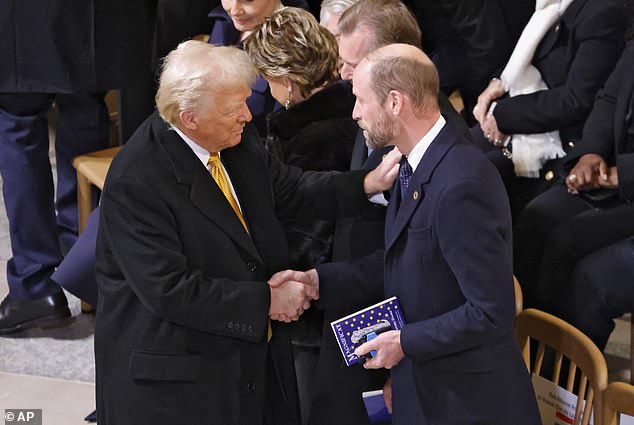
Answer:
[{"left": 363, "top": 147, "right": 401, "bottom": 196}]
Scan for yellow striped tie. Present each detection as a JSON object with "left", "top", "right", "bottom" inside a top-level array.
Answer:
[{"left": 208, "top": 153, "right": 248, "bottom": 233}]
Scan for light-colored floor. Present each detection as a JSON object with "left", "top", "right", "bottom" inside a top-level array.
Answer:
[{"left": 0, "top": 372, "right": 95, "bottom": 425}]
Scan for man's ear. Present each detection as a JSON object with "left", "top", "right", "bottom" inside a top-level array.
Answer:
[
  {"left": 179, "top": 110, "right": 197, "bottom": 130},
  {"left": 387, "top": 90, "right": 403, "bottom": 116}
]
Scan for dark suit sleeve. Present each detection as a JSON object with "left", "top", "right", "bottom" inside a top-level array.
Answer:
[
  {"left": 568, "top": 51, "right": 622, "bottom": 162},
  {"left": 400, "top": 176, "right": 516, "bottom": 363},
  {"left": 315, "top": 250, "right": 385, "bottom": 310},
  {"left": 565, "top": 44, "right": 634, "bottom": 201},
  {"left": 493, "top": 1, "right": 624, "bottom": 135},
  {"left": 100, "top": 176, "right": 270, "bottom": 342},
  {"left": 257, "top": 134, "right": 369, "bottom": 220}
]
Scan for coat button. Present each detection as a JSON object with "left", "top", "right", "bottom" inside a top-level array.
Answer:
[
  {"left": 544, "top": 171, "right": 554, "bottom": 181},
  {"left": 568, "top": 141, "right": 575, "bottom": 148},
  {"left": 247, "top": 262, "right": 257, "bottom": 272},
  {"left": 247, "top": 382, "right": 256, "bottom": 392}
]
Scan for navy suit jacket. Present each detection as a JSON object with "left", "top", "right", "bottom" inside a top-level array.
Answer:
[{"left": 384, "top": 118, "right": 541, "bottom": 425}]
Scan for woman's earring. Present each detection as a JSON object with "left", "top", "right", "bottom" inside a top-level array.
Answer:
[{"left": 285, "top": 85, "right": 292, "bottom": 110}]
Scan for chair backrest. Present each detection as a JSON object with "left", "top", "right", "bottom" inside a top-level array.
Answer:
[
  {"left": 630, "top": 314, "right": 633, "bottom": 385},
  {"left": 517, "top": 308, "right": 609, "bottom": 425},
  {"left": 602, "top": 381, "right": 634, "bottom": 425},
  {"left": 514, "top": 275, "right": 523, "bottom": 318}
]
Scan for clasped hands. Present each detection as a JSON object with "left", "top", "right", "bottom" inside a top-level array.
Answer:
[
  {"left": 268, "top": 269, "right": 319, "bottom": 322},
  {"left": 565, "top": 153, "right": 618, "bottom": 194},
  {"left": 473, "top": 79, "right": 509, "bottom": 147}
]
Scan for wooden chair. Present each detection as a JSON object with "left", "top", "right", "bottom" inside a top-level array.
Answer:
[
  {"left": 514, "top": 275, "right": 523, "bottom": 318},
  {"left": 72, "top": 146, "right": 121, "bottom": 312},
  {"left": 602, "top": 381, "right": 634, "bottom": 425},
  {"left": 73, "top": 146, "right": 121, "bottom": 232},
  {"left": 517, "top": 308, "right": 609, "bottom": 425}
]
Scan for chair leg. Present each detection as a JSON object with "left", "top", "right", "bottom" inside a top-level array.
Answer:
[
  {"left": 630, "top": 314, "right": 633, "bottom": 384},
  {"left": 630, "top": 312, "right": 634, "bottom": 385}
]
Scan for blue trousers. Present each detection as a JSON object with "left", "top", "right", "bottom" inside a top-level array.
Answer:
[{"left": 0, "top": 93, "right": 109, "bottom": 299}]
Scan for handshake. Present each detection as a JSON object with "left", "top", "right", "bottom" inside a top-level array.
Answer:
[{"left": 268, "top": 269, "right": 319, "bottom": 323}]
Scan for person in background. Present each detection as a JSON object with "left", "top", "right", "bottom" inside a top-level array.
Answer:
[
  {"left": 514, "top": 41, "right": 634, "bottom": 314},
  {"left": 319, "top": 0, "right": 358, "bottom": 40},
  {"left": 208, "top": 0, "right": 308, "bottom": 136},
  {"left": 562, "top": 238, "right": 634, "bottom": 351},
  {"left": 472, "top": 0, "right": 625, "bottom": 220},
  {"left": 402, "top": 0, "right": 535, "bottom": 126},
  {"left": 0, "top": 0, "right": 152, "bottom": 334},
  {"left": 244, "top": 8, "right": 357, "bottom": 422}
]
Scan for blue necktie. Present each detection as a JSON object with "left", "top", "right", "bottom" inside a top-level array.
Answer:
[{"left": 399, "top": 156, "right": 413, "bottom": 200}]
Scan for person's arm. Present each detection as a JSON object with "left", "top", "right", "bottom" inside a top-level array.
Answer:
[
  {"left": 493, "top": 1, "right": 625, "bottom": 135},
  {"left": 99, "top": 176, "right": 304, "bottom": 341},
  {"left": 314, "top": 250, "right": 385, "bottom": 310},
  {"left": 615, "top": 153, "right": 634, "bottom": 200},
  {"left": 564, "top": 44, "right": 632, "bottom": 192}
]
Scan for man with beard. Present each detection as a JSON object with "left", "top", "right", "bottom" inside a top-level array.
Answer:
[{"left": 349, "top": 43, "right": 541, "bottom": 425}]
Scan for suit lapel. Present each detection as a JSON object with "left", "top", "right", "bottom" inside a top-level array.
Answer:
[
  {"left": 384, "top": 124, "right": 456, "bottom": 252},
  {"left": 156, "top": 118, "right": 262, "bottom": 263},
  {"left": 350, "top": 129, "right": 368, "bottom": 170}
]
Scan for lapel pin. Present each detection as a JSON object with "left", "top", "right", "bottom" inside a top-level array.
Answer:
[{"left": 413, "top": 191, "right": 419, "bottom": 200}]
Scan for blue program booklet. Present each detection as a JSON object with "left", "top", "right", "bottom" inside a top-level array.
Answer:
[
  {"left": 330, "top": 296, "right": 406, "bottom": 366},
  {"left": 362, "top": 390, "right": 392, "bottom": 424}
]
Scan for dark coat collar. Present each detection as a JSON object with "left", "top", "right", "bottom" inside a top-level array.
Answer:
[
  {"left": 208, "top": 6, "right": 240, "bottom": 46},
  {"left": 267, "top": 80, "right": 355, "bottom": 140},
  {"left": 152, "top": 113, "right": 263, "bottom": 263}
]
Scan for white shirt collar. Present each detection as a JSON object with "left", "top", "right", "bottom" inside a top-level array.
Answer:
[
  {"left": 171, "top": 125, "right": 215, "bottom": 166},
  {"left": 405, "top": 114, "right": 446, "bottom": 172}
]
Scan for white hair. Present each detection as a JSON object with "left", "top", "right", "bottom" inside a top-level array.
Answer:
[{"left": 156, "top": 40, "right": 257, "bottom": 125}]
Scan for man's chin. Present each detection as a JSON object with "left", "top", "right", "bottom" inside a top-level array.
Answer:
[{"left": 365, "top": 135, "right": 382, "bottom": 151}]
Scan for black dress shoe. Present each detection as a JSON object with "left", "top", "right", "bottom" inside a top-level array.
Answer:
[
  {"left": 84, "top": 410, "right": 97, "bottom": 423},
  {"left": 0, "top": 292, "right": 71, "bottom": 334}
]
